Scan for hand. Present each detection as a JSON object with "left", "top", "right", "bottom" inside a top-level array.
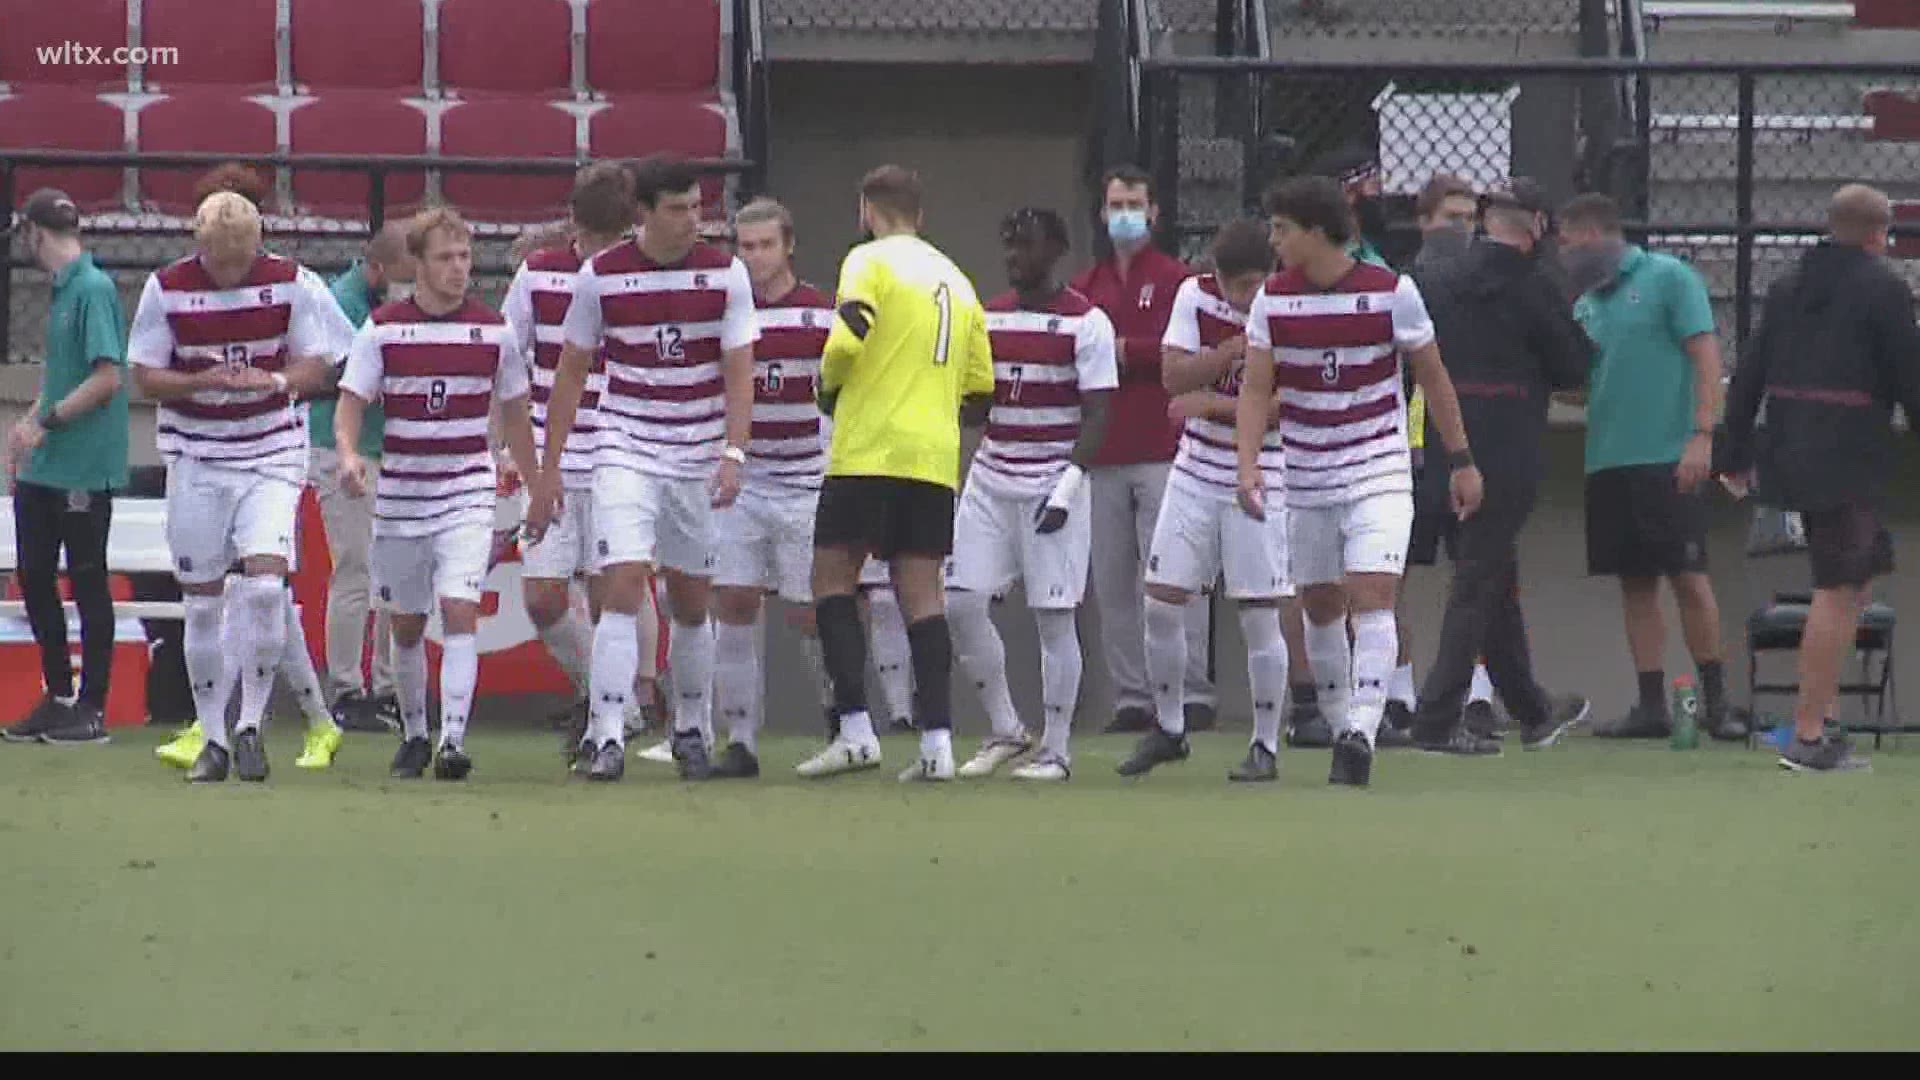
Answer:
[
  {"left": 710, "top": 457, "right": 742, "bottom": 509},
  {"left": 1717, "top": 470, "right": 1754, "bottom": 501},
  {"left": 9, "top": 416, "right": 45, "bottom": 459},
  {"left": 337, "top": 450, "right": 370, "bottom": 499},
  {"left": 1167, "top": 391, "right": 1207, "bottom": 423},
  {"left": 1450, "top": 464, "right": 1484, "bottom": 521},
  {"left": 494, "top": 450, "right": 523, "bottom": 496},
  {"left": 1218, "top": 335, "right": 1247, "bottom": 364},
  {"left": 1675, "top": 433, "right": 1711, "bottom": 494},
  {"left": 1236, "top": 462, "right": 1267, "bottom": 521},
  {"left": 1034, "top": 504, "right": 1068, "bottom": 535},
  {"left": 522, "top": 471, "right": 562, "bottom": 545}
]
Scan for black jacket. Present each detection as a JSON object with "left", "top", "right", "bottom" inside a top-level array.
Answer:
[
  {"left": 1720, "top": 240, "right": 1920, "bottom": 513},
  {"left": 1419, "top": 239, "right": 1593, "bottom": 505}
]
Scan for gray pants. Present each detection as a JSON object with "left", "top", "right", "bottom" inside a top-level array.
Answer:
[
  {"left": 1088, "top": 462, "right": 1213, "bottom": 712},
  {"left": 309, "top": 446, "right": 394, "bottom": 702}
]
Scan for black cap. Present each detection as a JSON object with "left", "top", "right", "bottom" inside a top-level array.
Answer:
[{"left": 16, "top": 188, "right": 81, "bottom": 234}]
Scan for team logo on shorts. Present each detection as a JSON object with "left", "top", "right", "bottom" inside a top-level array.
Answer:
[
  {"left": 1148, "top": 555, "right": 1159, "bottom": 572},
  {"left": 379, "top": 586, "right": 393, "bottom": 601},
  {"left": 1355, "top": 295, "right": 1371, "bottom": 313},
  {"left": 469, "top": 327, "right": 484, "bottom": 343},
  {"left": 1047, "top": 317, "right": 1061, "bottom": 334},
  {"left": 694, "top": 274, "right": 709, "bottom": 289},
  {"left": 176, "top": 556, "right": 193, "bottom": 573},
  {"left": 597, "top": 539, "right": 611, "bottom": 557},
  {"left": 258, "top": 288, "right": 273, "bottom": 304},
  {"left": 801, "top": 310, "right": 816, "bottom": 328}
]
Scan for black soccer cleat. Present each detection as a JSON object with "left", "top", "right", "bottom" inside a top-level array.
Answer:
[
  {"left": 1463, "top": 700, "right": 1506, "bottom": 739},
  {"left": 4, "top": 695, "right": 73, "bottom": 743},
  {"left": 1284, "top": 702, "right": 1333, "bottom": 749},
  {"left": 1521, "top": 694, "right": 1590, "bottom": 751},
  {"left": 710, "top": 741, "right": 761, "bottom": 780},
  {"left": 1228, "top": 741, "right": 1279, "bottom": 783},
  {"left": 40, "top": 703, "right": 110, "bottom": 745},
  {"left": 390, "top": 736, "right": 432, "bottom": 779},
  {"left": 671, "top": 729, "right": 713, "bottom": 781},
  {"left": 587, "top": 740, "right": 625, "bottom": 782},
  {"left": 1116, "top": 727, "right": 1190, "bottom": 777},
  {"left": 1329, "top": 730, "right": 1373, "bottom": 788},
  {"left": 187, "top": 742, "right": 231, "bottom": 784},
  {"left": 1414, "top": 724, "right": 1502, "bottom": 757},
  {"left": 233, "top": 728, "right": 270, "bottom": 782},
  {"left": 1377, "top": 702, "right": 1416, "bottom": 749},
  {"left": 434, "top": 742, "right": 473, "bottom": 781}
]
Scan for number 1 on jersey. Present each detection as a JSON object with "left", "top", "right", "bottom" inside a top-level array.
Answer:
[{"left": 932, "top": 282, "right": 952, "bottom": 366}]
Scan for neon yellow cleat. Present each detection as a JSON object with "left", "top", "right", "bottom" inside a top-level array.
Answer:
[
  {"left": 295, "top": 721, "right": 344, "bottom": 770},
  {"left": 156, "top": 721, "right": 205, "bottom": 769}
]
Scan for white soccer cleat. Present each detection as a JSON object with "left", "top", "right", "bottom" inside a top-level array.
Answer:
[
  {"left": 795, "top": 735, "right": 883, "bottom": 779},
  {"left": 1009, "top": 752, "right": 1071, "bottom": 782},
  {"left": 898, "top": 740, "right": 956, "bottom": 783},
  {"left": 956, "top": 733, "right": 1034, "bottom": 778},
  {"left": 635, "top": 739, "right": 675, "bottom": 764}
]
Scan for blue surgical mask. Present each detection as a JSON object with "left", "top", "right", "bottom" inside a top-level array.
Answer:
[{"left": 1106, "top": 209, "right": 1150, "bottom": 246}]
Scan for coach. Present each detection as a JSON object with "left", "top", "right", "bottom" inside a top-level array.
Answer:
[
  {"left": 3, "top": 190, "right": 129, "bottom": 745},
  {"left": 311, "top": 223, "right": 414, "bottom": 732},
  {"left": 1408, "top": 186, "right": 1593, "bottom": 753},
  {"left": 1719, "top": 184, "right": 1920, "bottom": 773},
  {"left": 1559, "top": 194, "right": 1744, "bottom": 742},
  {"left": 1071, "top": 165, "right": 1214, "bottom": 734}
]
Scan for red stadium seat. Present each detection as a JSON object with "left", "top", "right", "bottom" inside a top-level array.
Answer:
[
  {"left": 589, "top": 94, "right": 729, "bottom": 210},
  {"left": 136, "top": 91, "right": 277, "bottom": 213},
  {"left": 439, "top": 97, "right": 575, "bottom": 220},
  {"left": 142, "top": 0, "right": 278, "bottom": 90},
  {"left": 0, "top": 0, "right": 129, "bottom": 87},
  {"left": 0, "top": 89, "right": 126, "bottom": 210},
  {"left": 289, "top": 94, "right": 429, "bottom": 218},
  {"left": 585, "top": 0, "right": 720, "bottom": 95},
  {"left": 290, "top": 0, "right": 425, "bottom": 91},
  {"left": 1893, "top": 200, "right": 1920, "bottom": 260},
  {"left": 437, "top": 0, "right": 572, "bottom": 97}
]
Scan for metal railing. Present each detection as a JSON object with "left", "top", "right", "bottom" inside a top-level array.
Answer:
[
  {"left": 1141, "top": 55, "right": 1920, "bottom": 351},
  {"left": 0, "top": 149, "right": 752, "bottom": 362},
  {"left": 737, "top": 0, "right": 772, "bottom": 197}
]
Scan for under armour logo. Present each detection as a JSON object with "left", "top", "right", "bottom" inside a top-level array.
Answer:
[
  {"left": 1355, "top": 295, "right": 1370, "bottom": 313},
  {"left": 694, "top": 274, "right": 709, "bottom": 289},
  {"left": 1148, "top": 555, "right": 1159, "bottom": 571},
  {"left": 1047, "top": 317, "right": 1061, "bottom": 333},
  {"left": 379, "top": 586, "right": 392, "bottom": 601},
  {"left": 258, "top": 288, "right": 273, "bottom": 304},
  {"left": 177, "top": 557, "right": 193, "bottom": 572},
  {"left": 470, "top": 327, "right": 484, "bottom": 343},
  {"left": 597, "top": 540, "right": 611, "bottom": 556}
]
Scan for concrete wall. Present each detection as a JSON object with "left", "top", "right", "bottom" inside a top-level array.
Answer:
[{"left": 766, "top": 62, "right": 1099, "bottom": 297}]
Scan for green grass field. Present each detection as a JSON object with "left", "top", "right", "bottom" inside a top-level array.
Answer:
[{"left": 2, "top": 726, "right": 1916, "bottom": 1050}]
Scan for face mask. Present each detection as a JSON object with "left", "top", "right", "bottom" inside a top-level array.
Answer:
[
  {"left": 1106, "top": 209, "right": 1150, "bottom": 246},
  {"left": 1563, "top": 238, "right": 1626, "bottom": 295},
  {"left": 1353, "top": 196, "right": 1387, "bottom": 242},
  {"left": 1420, "top": 221, "right": 1472, "bottom": 261}
]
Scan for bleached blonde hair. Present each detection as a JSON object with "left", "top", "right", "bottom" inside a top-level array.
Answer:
[{"left": 194, "top": 190, "right": 262, "bottom": 251}]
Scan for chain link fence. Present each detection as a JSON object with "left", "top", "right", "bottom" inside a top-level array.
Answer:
[
  {"left": 1269, "top": 0, "right": 1586, "bottom": 37},
  {"left": 1145, "top": 58, "right": 1920, "bottom": 355}
]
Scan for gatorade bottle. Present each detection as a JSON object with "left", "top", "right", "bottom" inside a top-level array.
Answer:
[{"left": 1670, "top": 675, "right": 1701, "bottom": 750}]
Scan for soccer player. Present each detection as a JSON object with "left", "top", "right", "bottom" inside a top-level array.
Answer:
[
  {"left": 1237, "top": 176, "right": 1483, "bottom": 788},
  {"left": 335, "top": 207, "right": 538, "bottom": 780},
  {"left": 501, "top": 164, "right": 634, "bottom": 735},
  {"left": 1115, "top": 219, "right": 1292, "bottom": 782},
  {"left": 947, "top": 208, "right": 1116, "bottom": 782},
  {"left": 705, "top": 196, "right": 837, "bottom": 778},
  {"left": 127, "top": 191, "right": 347, "bottom": 783},
  {"left": 531, "top": 153, "right": 758, "bottom": 783},
  {"left": 796, "top": 165, "right": 996, "bottom": 782}
]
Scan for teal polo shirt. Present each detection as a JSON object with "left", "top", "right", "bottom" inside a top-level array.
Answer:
[
  {"left": 312, "top": 261, "right": 386, "bottom": 458},
  {"left": 21, "top": 252, "right": 129, "bottom": 492},
  {"left": 1574, "top": 245, "right": 1717, "bottom": 474}
]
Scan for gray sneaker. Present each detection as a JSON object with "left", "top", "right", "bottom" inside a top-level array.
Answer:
[
  {"left": 1228, "top": 742, "right": 1279, "bottom": 783},
  {"left": 1116, "top": 727, "right": 1190, "bottom": 777},
  {"left": 1520, "top": 695, "right": 1590, "bottom": 751},
  {"left": 1778, "top": 734, "right": 1870, "bottom": 774},
  {"left": 4, "top": 696, "right": 72, "bottom": 743},
  {"left": 40, "top": 702, "right": 110, "bottom": 745}
]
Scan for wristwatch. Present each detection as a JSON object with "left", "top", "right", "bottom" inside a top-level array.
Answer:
[{"left": 722, "top": 444, "right": 748, "bottom": 465}]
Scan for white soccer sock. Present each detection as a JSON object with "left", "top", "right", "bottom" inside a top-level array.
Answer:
[
  {"left": 919, "top": 726, "right": 952, "bottom": 759},
  {"left": 1304, "top": 615, "right": 1352, "bottom": 733},
  {"left": 838, "top": 710, "right": 877, "bottom": 746},
  {"left": 948, "top": 590, "right": 1022, "bottom": 739},
  {"left": 232, "top": 575, "right": 286, "bottom": 736},
  {"left": 796, "top": 632, "right": 834, "bottom": 711},
  {"left": 1469, "top": 662, "right": 1493, "bottom": 704},
  {"left": 669, "top": 617, "right": 715, "bottom": 741},
  {"left": 1349, "top": 609, "right": 1397, "bottom": 746},
  {"left": 438, "top": 633, "right": 478, "bottom": 748},
  {"left": 537, "top": 610, "right": 593, "bottom": 699},
  {"left": 391, "top": 635, "right": 431, "bottom": 740},
  {"left": 1034, "top": 608, "right": 1082, "bottom": 761},
  {"left": 183, "top": 593, "right": 232, "bottom": 749},
  {"left": 714, "top": 619, "right": 761, "bottom": 752},
  {"left": 276, "top": 591, "right": 332, "bottom": 730},
  {"left": 1389, "top": 662, "right": 1417, "bottom": 707},
  {"left": 866, "top": 587, "right": 913, "bottom": 724},
  {"left": 1143, "top": 595, "right": 1189, "bottom": 736},
  {"left": 1240, "top": 605, "right": 1289, "bottom": 754},
  {"left": 587, "top": 612, "right": 639, "bottom": 746}
]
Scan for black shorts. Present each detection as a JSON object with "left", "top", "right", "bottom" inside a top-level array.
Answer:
[
  {"left": 1802, "top": 502, "right": 1894, "bottom": 589},
  {"left": 814, "top": 475, "right": 956, "bottom": 561},
  {"left": 1584, "top": 464, "right": 1710, "bottom": 578}
]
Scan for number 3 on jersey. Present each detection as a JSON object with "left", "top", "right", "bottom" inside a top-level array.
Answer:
[
  {"left": 932, "top": 283, "right": 952, "bottom": 366},
  {"left": 654, "top": 325, "right": 686, "bottom": 361}
]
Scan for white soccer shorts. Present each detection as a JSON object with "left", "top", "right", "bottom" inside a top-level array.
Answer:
[
  {"left": 1287, "top": 490, "right": 1415, "bottom": 587},
  {"left": 1145, "top": 479, "right": 1293, "bottom": 600},
  {"left": 592, "top": 463, "right": 716, "bottom": 578},
  {"left": 945, "top": 482, "right": 1091, "bottom": 610},
  {"left": 857, "top": 557, "right": 892, "bottom": 588},
  {"left": 712, "top": 488, "right": 816, "bottom": 603},
  {"left": 520, "top": 484, "right": 597, "bottom": 581},
  {"left": 164, "top": 456, "right": 301, "bottom": 585},
  {"left": 372, "top": 518, "right": 493, "bottom": 615}
]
